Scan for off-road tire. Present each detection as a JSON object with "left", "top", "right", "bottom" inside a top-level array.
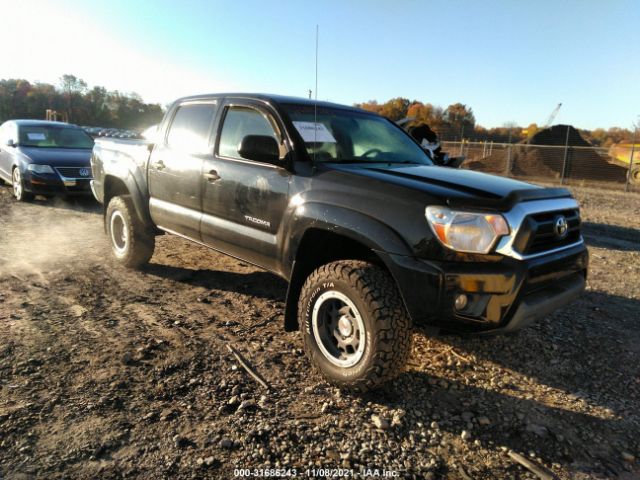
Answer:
[
  {"left": 630, "top": 167, "right": 640, "bottom": 185},
  {"left": 12, "top": 167, "right": 34, "bottom": 202},
  {"left": 298, "top": 260, "right": 412, "bottom": 392},
  {"left": 105, "top": 195, "right": 155, "bottom": 269}
]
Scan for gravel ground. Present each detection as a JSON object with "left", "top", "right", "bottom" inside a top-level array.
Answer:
[{"left": 0, "top": 183, "right": 639, "bottom": 479}]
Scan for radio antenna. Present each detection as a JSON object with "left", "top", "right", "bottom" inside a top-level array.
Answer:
[{"left": 313, "top": 24, "right": 319, "bottom": 163}]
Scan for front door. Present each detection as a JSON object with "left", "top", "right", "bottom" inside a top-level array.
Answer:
[
  {"left": 148, "top": 101, "right": 218, "bottom": 240},
  {"left": 200, "top": 101, "right": 291, "bottom": 272}
]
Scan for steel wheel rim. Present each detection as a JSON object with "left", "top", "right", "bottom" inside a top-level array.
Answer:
[
  {"left": 312, "top": 290, "right": 366, "bottom": 367},
  {"left": 110, "top": 211, "right": 128, "bottom": 255},
  {"left": 12, "top": 169, "right": 22, "bottom": 199}
]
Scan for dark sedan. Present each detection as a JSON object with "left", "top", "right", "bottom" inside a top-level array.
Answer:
[{"left": 0, "top": 120, "right": 94, "bottom": 201}]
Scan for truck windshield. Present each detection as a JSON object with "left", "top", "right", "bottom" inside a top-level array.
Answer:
[
  {"left": 18, "top": 125, "right": 94, "bottom": 149},
  {"left": 283, "top": 104, "right": 433, "bottom": 165}
]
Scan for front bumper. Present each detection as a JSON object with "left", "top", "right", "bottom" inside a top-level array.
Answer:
[
  {"left": 24, "top": 171, "right": 93, "bottom": 196},
  {"left": 498, "top": 273, "right": 584, "bottom": 333},
  {"left": 381, "top": 242, "right": 588, "bottom": 334}
]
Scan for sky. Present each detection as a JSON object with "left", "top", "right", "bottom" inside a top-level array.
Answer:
[{"left": 0, "top": 0, "right": 638, "bottom": 129}]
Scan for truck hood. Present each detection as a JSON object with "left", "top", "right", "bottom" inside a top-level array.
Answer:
[
  {"left": 324, "top": 163, "right": 571, "bottom": 210},
  {"left": 17, "top": 146, "right": 92, "bottom": 166}
]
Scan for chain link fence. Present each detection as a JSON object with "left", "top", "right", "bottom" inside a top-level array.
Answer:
[{"left": 442, "top": 140, "right": 640, "bottom": 193}]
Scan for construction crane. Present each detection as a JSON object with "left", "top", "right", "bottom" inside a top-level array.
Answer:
[{"left": 543, "top": 103, "right": 562, "bottom": 128}]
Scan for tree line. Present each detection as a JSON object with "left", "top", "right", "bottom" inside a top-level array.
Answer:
[
  {"left": 355, "top": 97, "right": 636, "bottom": 147},
  {"left": 1, "top": 78, "right": 634, "bottom": 146},
  {"left": 0, "top": 75, "right": 164, "bottom": 130}
]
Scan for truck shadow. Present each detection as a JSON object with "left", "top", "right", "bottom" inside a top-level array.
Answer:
[
  {"left": 142, "top": 263, "right": 287, "bottom": 301},
  {"left": 358, "top": 289, "right": 639, "bottom": 476},
  {"left": 140, "top": 259, "right": 637, "bottom": 475},
  {"left": 582, "top": 221, "right": 640, "bottom": 252}
]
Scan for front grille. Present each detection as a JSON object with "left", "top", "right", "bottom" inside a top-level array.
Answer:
[
  {"left": 513, "top": 208, "right": 581, "bottom": 255},
  {"left": 55, "top": 166, "right": 93, "bottom": 178}
]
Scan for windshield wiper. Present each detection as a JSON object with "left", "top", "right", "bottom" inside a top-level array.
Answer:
[
  {"left": 330, "top": 158, "right": 427, "bottom": 165},
  {"left": 392, "top": 161, "right": 425, "bottom": 164},
  {"left": 327, "top": 158, "right": 381, "bottom": 163}
]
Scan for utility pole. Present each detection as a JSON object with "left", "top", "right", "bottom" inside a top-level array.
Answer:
[
  {"left": 625, "top": 117, "right": 639, "bottom": 192},
  {"left": 505, "top": 126, "right": 513, "bottom": 177},
  {"left": 561, "top": 125, "right": 571, "bottom": 185}
]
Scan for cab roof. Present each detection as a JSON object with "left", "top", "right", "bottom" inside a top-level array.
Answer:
[{"left": 173, "top": 93, "right": 366, "bottom": 113}]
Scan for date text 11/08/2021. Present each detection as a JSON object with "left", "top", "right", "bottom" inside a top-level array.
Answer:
[{"left": 233, "top": 467, "right": 400, "bottom": 477}]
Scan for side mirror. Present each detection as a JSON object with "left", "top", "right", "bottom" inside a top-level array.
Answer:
[
  {"left": 238, "top": 135, "right": 279, "bottom": 164},
  {"left": 442, "top": 155, "right": 465, "bottom": 168},
  {"left": 430, "top": 152, "right": 465, "bottom": 168},
  {"left": 6, "top": 139, "right": 16, "bottom": 147}
]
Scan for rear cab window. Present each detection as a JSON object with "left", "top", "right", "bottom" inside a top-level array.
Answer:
[{"left": 166, "top": 103, "right": 217, "bottom": 153}]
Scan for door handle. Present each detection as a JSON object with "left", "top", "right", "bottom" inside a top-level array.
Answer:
[
  {"left": 153, "top": 160, "right": 166, "bottom": 170},
  {"left": 203, "top": 170, "right": 221, "bottom": 182}
]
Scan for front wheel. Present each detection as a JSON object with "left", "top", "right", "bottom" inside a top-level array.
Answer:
[
  {"left": 105, "top": 195, "right": 155, "bottom": 268},
  {"left": 630, "top": 167, "right": 640, "bottom": 185},
  {"left": 12, "top": 168, "right": 34, "bottom": 202},
  {"left": 298, "top": 260, "right": 412, "bottom": 392}
]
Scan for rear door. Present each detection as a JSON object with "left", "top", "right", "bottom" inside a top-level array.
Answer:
[
  {"left": 148, "top": 101, "right": 218, "bottom": 240},
  {"left": 200, "top": 100, "right": 291, "bottom": 272}
]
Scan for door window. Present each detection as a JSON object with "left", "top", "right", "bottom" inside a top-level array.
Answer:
[
  {"left": 166, "top": 103, "right": 217, "bottom": 152},
  {"left": 218, "top": 106, "right": 279, "bottom": 160},
  {"left": 0, "top": 123, "right": 14, "bottom": 145}
]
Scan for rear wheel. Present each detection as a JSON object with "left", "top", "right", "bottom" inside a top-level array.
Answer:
[
  {"left": 105, "top": 195, "right": 155, "bottom": 268},
  {"left": 630, "top": 167, "right": 640, "bottom": 185},
  {"left": 298, "top": 260, "right": 412, "bottom": 392},
  {"left": 12, "top": 168, "right": 34, "bottom": 202}
]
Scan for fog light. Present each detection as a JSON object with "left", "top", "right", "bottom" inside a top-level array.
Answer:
[{"left": 454, "top": 294, "right": 468, "bottom": 311}]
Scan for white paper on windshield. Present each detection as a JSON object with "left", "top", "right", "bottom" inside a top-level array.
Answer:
[
  {"left": 293, "top": 121, "right": 336, "bottom": 143},
  {"left": 27, "top": 133, "right": 46, "bottom": 140}
]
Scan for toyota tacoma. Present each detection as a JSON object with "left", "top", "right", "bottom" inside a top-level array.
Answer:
[{"left": 90, "top": 94, "right": 588, "bottom": 391}]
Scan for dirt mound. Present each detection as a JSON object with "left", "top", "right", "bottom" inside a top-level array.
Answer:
[
  {"left": 511, "top": 125, "right": 628, "bottom": 182},
  {"left": 528, "top": 125, "right": 591, "bottom": 147}
]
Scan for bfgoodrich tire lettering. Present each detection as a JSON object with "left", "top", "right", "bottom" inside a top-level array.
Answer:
[
  {"left": 298, "top": 260, "right": 412, "bottom": 392},
  {"left": 105, "top": 195, "right": 155, "bottom": 268}
]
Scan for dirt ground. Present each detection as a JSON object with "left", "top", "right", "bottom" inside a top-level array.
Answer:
[{"left": 1, "top": 183, "right": 639, "bottom": 479}]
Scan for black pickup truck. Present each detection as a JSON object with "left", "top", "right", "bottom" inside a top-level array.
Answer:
[{"left": 90, "top": 93, "right": 588, "bottom": 391}]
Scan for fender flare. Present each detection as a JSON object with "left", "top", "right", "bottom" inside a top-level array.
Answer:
[
  {"left": 283, "top": 202, "right": 414, "bottom": 267},
  {"left": 103, "top": 170, "right": 153, "bottom": 228},
  {"left": 282, "top": 202, "right": 436, "bottom": 331}
]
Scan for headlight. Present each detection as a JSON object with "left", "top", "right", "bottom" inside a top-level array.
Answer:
[
  {"left": 27, "top": 164, "right": 55, "bottom": 174},
  {"left": 425, "top": 206, "right": 509, "bottom": 253}
]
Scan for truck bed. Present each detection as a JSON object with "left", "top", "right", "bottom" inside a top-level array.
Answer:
[{"left": 91, "top": 138, "right": 154, "bottom": 205}]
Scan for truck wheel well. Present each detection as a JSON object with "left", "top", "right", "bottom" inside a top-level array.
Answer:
[
  {"left": 104, "top": 176, "right": 130, "bottom": 208},
  {"left": 283, "top": 229, "right": 385, "bottom": 331}
]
